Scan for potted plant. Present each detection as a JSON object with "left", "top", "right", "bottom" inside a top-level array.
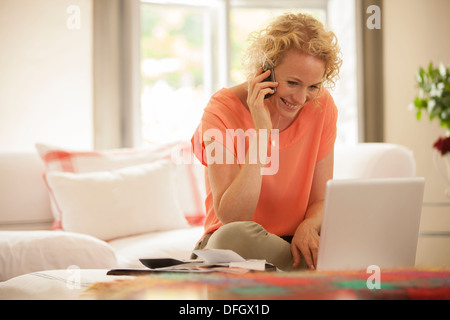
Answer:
[{"left": 413, "top": 62, "right": 450, "bottom": 197}]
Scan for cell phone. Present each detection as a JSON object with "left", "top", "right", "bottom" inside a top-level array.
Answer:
[{"left": 262, "top": 67, "right": 276, "bottom": 99}]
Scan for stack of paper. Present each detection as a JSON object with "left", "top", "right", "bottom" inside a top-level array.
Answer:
[{"left": 107, "top": 249, "right": 272, "bottom": 275}]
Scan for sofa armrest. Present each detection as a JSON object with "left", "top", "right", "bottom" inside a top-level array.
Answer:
[{"left": 334, "top": 143, "right": 416, "bottom": 179}]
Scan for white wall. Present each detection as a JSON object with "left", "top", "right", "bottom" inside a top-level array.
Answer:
[
  {"left": 383, "top": 0, "right": 450, "bottom": 267},
  {"left": 383, "top": 0, "right": 450, "bottom": 203},
  {"left": 0, "top": 0, "right": 93, "bottom": 151}
]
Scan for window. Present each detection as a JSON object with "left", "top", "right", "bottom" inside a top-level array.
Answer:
[
  {"left": 140, "top": 0, "right": 358, "bottom": 146},
  {"left": 141, "top": 3, "right": 209, "bottom": 145}
]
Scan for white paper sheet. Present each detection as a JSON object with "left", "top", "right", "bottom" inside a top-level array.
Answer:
[{"left": 192, "top": 249, "right": 245, "bottom": 264}]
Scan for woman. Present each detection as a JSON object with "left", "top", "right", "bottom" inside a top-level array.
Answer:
[{"left": 191, "top": 12, "right": 342, "bottom": 270}]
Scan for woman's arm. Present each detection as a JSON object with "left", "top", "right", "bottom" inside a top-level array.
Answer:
[
  {"left": 291, "top": 148, "right": 334, "bottom": 269},
  {"left": 205, "top": 133, "right": 267, "bottom": 224},
  {"left": 206, "top": 69, "right": 277, "bottom": 224}
]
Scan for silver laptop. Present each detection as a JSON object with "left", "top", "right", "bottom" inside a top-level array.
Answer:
[{"left": 316, "top": 177, "right": 425, "bottom": 271}]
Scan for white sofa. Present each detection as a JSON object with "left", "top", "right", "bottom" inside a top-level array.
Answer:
[{"left": 0, "top": 142, "right": 417, "bottom": 284}]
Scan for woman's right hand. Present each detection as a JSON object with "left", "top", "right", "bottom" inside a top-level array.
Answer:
[{"left": 247, "top": 68, "right": 278, "bottom": 131}]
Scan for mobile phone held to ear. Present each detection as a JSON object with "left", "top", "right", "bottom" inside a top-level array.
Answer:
[{"left": 262, "top": 67, "right": 276, "bottom": 99}]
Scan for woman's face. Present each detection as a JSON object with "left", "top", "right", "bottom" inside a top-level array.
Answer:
[{"left": 269, "top": 50, "right": 325, "bottom": 122}]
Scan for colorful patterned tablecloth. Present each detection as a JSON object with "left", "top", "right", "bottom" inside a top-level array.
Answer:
[{"left": 81, "top": 268, "right": 450, "bottom": 300}]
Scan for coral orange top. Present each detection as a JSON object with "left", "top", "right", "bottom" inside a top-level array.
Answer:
[{"left": 191, "top": 88, "right": 337, "bottom": 238}]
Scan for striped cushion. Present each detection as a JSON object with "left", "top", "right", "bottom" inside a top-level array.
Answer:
[{"left": 35, "top": 142, "right": 205, "bottom": 230}]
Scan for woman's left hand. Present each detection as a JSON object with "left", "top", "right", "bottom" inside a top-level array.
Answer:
[{"left": 291, "top": 219, "right": 320, "bottom": 270}]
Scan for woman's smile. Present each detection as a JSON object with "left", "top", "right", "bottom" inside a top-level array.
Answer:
[{"left": 280, "top": 97, "right": 301, "bottom": 111}]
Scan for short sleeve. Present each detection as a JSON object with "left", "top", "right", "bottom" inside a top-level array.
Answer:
[
  {"left": 191, "top": 90, "right": 248, "bottom": 166},
  {"left": 191, "top": 123, "right": 207, "bottom": 166},
  {"left": 316, "top": 92, "right": 338, "bottom": 162}
]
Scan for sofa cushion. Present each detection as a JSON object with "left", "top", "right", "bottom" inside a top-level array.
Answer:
[
  {"left": 108, "top": 226, "right": 204, "bottom": 268},
  {"left": 0, "top": 231, "right": 117, "bottom": 281},
  {"left": 45, "top": 159, "right": 190, "bottom": 241},
  {"left": 36, "top": 142, "right": 206, "bottom": 229}
]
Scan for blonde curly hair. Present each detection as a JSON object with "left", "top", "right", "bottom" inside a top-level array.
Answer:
[{"left": 243, "top": 12, "right": 342, "bottom": 88}]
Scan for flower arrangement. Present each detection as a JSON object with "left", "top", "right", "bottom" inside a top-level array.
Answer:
[
  {"left": 433, "top": 136, "right": 450, "bottom": 156},
  {"left": 412, "top": 62, "right": 450, "bottom": 156}
]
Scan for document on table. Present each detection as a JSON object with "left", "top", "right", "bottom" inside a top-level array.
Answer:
[
  {"left": 193, "top": 249, "right": 267, "bottom": 271},
  {"left": 107, "top": 249, "right": 271, "bottom": 275}
]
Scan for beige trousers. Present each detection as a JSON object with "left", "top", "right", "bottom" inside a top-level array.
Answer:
[{"left": 192, "top": 221, "right": 308, "bottom": 271}]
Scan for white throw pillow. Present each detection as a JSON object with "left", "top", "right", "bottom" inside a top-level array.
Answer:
[
  {"left": 45, "top": 160, "right": 189, "bottom": 241},
  {"left": 36, "top": 143, "right": 205, "bottom": 229},
  {"left": 0, "top": 231, "right": 117, "bottom": 281}
]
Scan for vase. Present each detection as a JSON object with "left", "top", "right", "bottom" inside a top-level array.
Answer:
[{"left": 434, "top": 151, "right": 450, "bottom": 198}]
